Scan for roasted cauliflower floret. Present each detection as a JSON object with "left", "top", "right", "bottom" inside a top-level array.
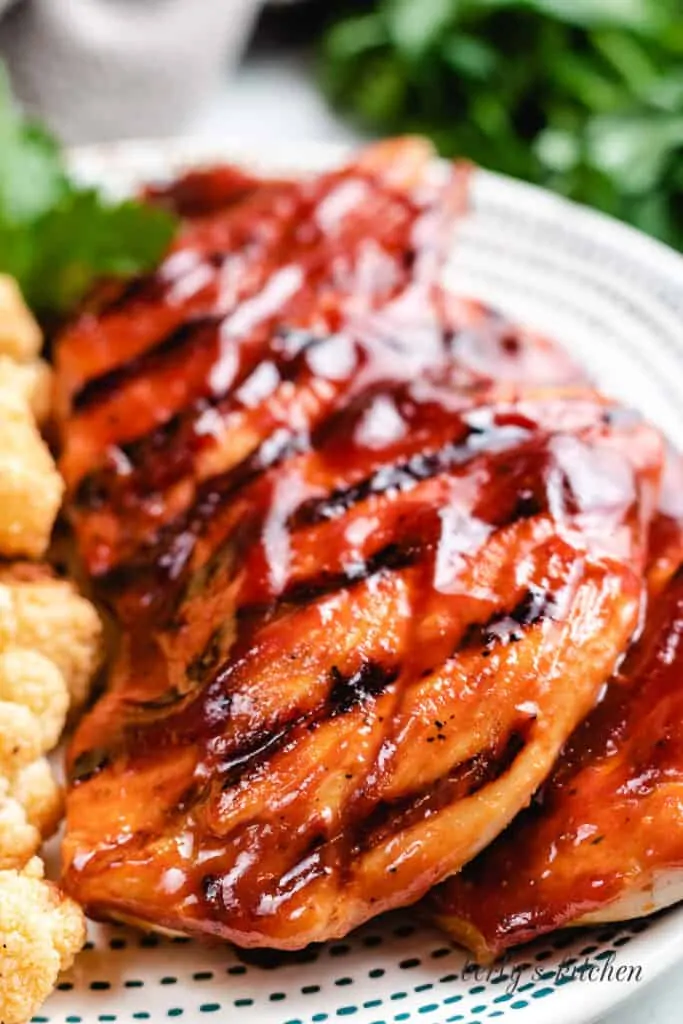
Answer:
[
  {"left": 0, "top": 577, "right": 103, "bottom": 709},
  {"left": 0, "top": 649, "right": 69, "bottom": 752},
  {"left": 0, "top": 647, "right": 69, "bottom": 781},
  {"left": 0, "top": 702, "right": 42, "bottom": 778},
  {"left": 0, "top": 385, "right": 63, "bottom": 559},
  {"left": 0, "top": 356, "right": 53, "bottom": 426},
  {"left": 0, "top": 762, "right": 63, "bottom": 871},
  {"left": 10, "top": 759, "right": 63, "bottom": 839},
  {"left": 0, "top": 275, "right": 42, "bottom": 363},
  {"left": 0, "top": 858, "right": 86, "bottom": 1024},
  {"left": 0, "top": 587, "right": 16, "bottom": 653},
  {"left": 0, "top": 275, "right": 90, "bottom": 1022},
  {"left": 0, "top": 292, "right": 60, "bottom": 559},
  {"left": 0, "top": 785, "right": 40, "bottom": 871}
]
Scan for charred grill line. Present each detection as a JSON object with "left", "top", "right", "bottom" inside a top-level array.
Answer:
[
  {"left": 94, "top": 248, "right": 232, "bottom": 315},
  {"left": 70, "top": 747, "right": 111, "bottom": 785},
  {"left": 200, "top": 721, "right": 532, "bottom": 916},
  {"left": 217, "top": 437, "right": 568, "bottom": 642},
  {"left": 513, "top": 584, "right": 559, "bottom": 627},
  {"left": 290, "top": 422, "right": 533, "bottom": 529},
  {"left": 351, "top": 724, "right": 532, "bottom": 856},
  {"left": 128, "top": 687, "right": 187, "bottom": 711},
  {"left": 72, "top": 327, "right": 334, "bottom": 511},
  {"left": 509, "top": 491, "right": 542, "bottom": 520},
  {"left": 70, "top": 174, "right": 427, "bottom": 501},
  {"left": 92, "top": 272, "right": 168, "bottom": 317},
  {"left": 73, "top": 396, "right": 214, "bottom": 510},
  {"left": 215, "top": 659, "right": 400, "bottom": 789},
  {"left": 68, "top": 190, "right": 439, "bottom": 515},
  {"left": 99, "top": 417, "right": 559, "bottom": 638},
  {"left": 95, "top": 427, "right": 308, "bottom": 594},
  {"left": 218, "top": 724, "right": 295, "bottom": 789},
  {"left": 187, "top": 626, "right": 228, "bottom": 684},
  {"left": 210, "top": 586, "right": 542, "bottom": 855},
  {"left": 89, "top": 249, "right": 231, "bottom": 318},
  {"left": 235, "top": 540, "right": 421, "bottom": 626},
  {"left": 72, "top": 567, "right": 548, "bottom": 808},
  {"left": 72, "top": 315, "right": 223, "bottom": 412},
  {"left": 458, "top": 583, "right": 559, "bottom": 653},
  {"left": 198, "top": 540, "right": 548, "bottom": 786},
  {"left": 273, "top": 325, "right": 331, "bottom": 357},
  {"left": 329, "top": 662, "right": 400, "bottom": 717}
]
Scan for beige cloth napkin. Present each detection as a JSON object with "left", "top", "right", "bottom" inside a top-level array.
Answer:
[{"left": 0, "top": 0, "right": 262, "bottom": 143}]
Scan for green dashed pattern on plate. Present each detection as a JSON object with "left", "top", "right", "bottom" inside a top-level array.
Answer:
[{"left": 37, "top": 914, "right": 650, "bottom": 1024}]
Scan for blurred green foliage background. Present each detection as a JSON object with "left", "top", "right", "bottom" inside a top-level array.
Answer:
[{"left": 320, "top": 0, "right": 683, "bottom": 248}]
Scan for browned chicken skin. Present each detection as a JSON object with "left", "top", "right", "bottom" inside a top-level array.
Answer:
[{"left": 57, "top": 141, "right": 663, "bottom": 948}]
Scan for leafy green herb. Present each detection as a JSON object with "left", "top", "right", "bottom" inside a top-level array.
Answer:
[
  {"left": 321, "top": 0, "right": 683, "bottom": 248},
  {"left": 0, "top": 69, "right": 176, "bottom": 317}
]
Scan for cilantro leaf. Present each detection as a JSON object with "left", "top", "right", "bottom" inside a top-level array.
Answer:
[{"left": 0, "top": 66, "right": 177, "bottom": 317}]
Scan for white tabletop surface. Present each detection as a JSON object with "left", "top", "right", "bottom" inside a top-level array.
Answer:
[{"left": 186, "top": 49, "right": 683, "bottom": 1024}]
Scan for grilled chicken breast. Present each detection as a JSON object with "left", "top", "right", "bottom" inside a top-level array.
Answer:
[
  {"left": 431, "top": 459, "right": 683, "bottom": 961},
  {"left": 57, "top": 141, "right": 663, "bottom": 948}
]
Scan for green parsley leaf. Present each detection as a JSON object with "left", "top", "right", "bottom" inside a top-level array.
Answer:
[
  {"left": 0, "top": 66, "right": 177, "bottom": 317},
  {"left": 320, "top": 0, "right": 683, "bottom": 249}
]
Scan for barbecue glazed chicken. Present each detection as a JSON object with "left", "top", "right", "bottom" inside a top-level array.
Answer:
[
  {"left": 57, "top": 140, "right": 664, "bottom": 949},
  {"left": 431, "top": 458, "right": 683, "bottom": 961}
]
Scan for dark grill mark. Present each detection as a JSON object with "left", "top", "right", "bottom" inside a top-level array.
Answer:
[
  {"left": 73, "top": 316, "right": 222, "bottom": 412},
  {"left": 175, "top": 780, "right": 208, "bottom": 814},
  {"left": 459, "top": 584, "right": 558, "bottom": 653},
  {"left": 274, "top": 325, "right": 328, "bottom": 356},
  {"left": 186, "top": 427, "right": 306, "bottom": 535},
  {"left": 92, "top": 271, "right": 167, "bottom": 317},
  {"left": 290, "top": 421, "right": 532, "bottom": 529},
  {"left": 201, "top": 873, "right": 222, "bottom": 903},
  {"left": 120, "top": 403, "right": 198, "bottom": 466},
  {"left": 70, "top": 747, "right": 111, "bottom": 785},
  {"left": 352, "top": 725, "right": 531, "bottom": 854},
  {"left": 510, "top": 489, "right": 542, "bottom": 520},
  {"left": 97, "top": 428, "right": 307, "bottom": 595},
  {"left": 207, "top": 660, "right": 400, "bottom": 790},
  {"left": 292, "top": 436, "right": 474, "bottom": 528},
  {"left": 74, "top": 470, "right": 112, "bottom": 511},
  {"left": 218, "top": 722, "right": 303, "bottom": 789},
  {"left": 128, "top": 687, "right": 186, "bottom": 711},
  {"left": 187, "top": 627, "right": 227, "bottom": 684},
  {"left": 117, "top": 325, "right": 327, "bottom": 475},
  {"left": 257, "top": 540, "right": 420, "bottom": 613},
  {"left": 329, "top": 662, "right": 399, "bottom": 716},
  {"left": 72, "top": 328, "right": 332, "bottom": 512},
  {"left": 75, "top": 399, "right": 209, "bottom": 510},
  {"left": 512, "top": 583, "right": 558, "bottom": 627}
]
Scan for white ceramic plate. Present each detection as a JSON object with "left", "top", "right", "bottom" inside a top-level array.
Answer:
[{"left": 41, "top": 140, "right": 683, "bottom": 1024}]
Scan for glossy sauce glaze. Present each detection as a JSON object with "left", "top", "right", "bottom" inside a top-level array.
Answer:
[
  {"left": 57, "top": 141, "right": 583, "bottom": 584},
  {"left": 431, "top": 483, "right": 683, "bottom": 961},
  {"left": 57, "top": 140, "right": 664, "bottom": 948}
]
